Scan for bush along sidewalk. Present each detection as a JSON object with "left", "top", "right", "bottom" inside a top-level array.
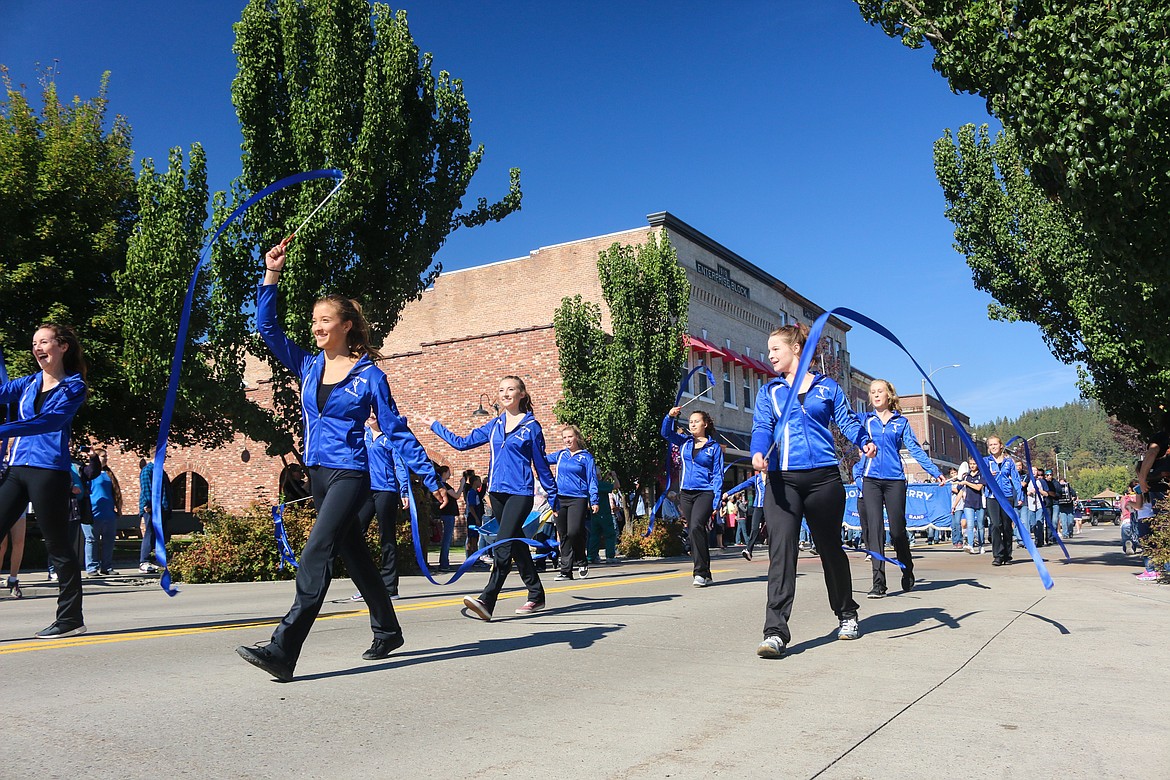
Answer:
[{"left": 616, "top": 516, "right": 686, "bottom": 559}]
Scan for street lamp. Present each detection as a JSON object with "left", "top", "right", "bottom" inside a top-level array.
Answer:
[
  {"left": 921, "top": 364, "right": 960, "bottom": 455},
  {"left": 472, "top": 392, "right": 499, "bottom": 418},
  {"left": 1026, "top": 430, "right": 1060, "bottom": 443}
]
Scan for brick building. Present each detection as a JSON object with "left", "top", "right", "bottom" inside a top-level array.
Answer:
[{"left": 100, "top": 211, "right": 864, "bottom": 523}]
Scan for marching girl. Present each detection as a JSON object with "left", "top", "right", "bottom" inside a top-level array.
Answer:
[
  {"left": 856, "top": 379, "right": 942, "bottom": 597},
  {"left": 662, "top": 406, "right": 724, "bottom": 587},
  {"left": 0, "top": 325, "right": 88, "bottom": 637},
  {"left": 751, "top": 324, "right": 875, "bottom": 658},
  {"left": 546, "top": 424, "right": 599, "bottom": 581},
  {"left": 352, "top": 411, "right": 412, "bottom": 601},
  {"left": 424, "top": 375, "right": 558, "bottom": 621},
  {"left": 727, "top": 470, "right": 766, "bottom": 561},
  {"left": 237, "top": 243, "right": 443, "bottom": 681}
]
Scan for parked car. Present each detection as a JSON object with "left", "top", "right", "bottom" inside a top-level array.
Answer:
[{"left": 1079, "top": 499, "right": 1121, "bottom": 526}]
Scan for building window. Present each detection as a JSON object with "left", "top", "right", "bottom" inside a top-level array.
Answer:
[
  {"left": 695, "top": 359, "right": 709, "bottom": 396},
  {"left": 723, "top": 371, "right": 734, "bottom": 407},
  {"left": 171, "top": 471, "right": 209, "bottom": 512},
  {"left": 778, "top": 311, "right": 788, "bottom": 327},
  {"left": 742, "top": 372, "right": 753, "bottom": 410}
]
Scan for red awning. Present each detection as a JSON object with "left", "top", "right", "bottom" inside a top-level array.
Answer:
[
  {"left": 747, "top": 355, "right": 777, "bottom": 376},
  {"left": 723, "top": 348, "right": 751, "bottom": 367},
  {"left": 684, "top": 334, "right": 727, "bottom": 358}
]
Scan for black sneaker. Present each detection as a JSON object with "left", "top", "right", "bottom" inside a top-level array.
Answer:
[
  {"left": 901, "top": 571, "right": 915, "bottom": 592},
  {"left": 236, "top": 643, "right": 294, "bottom": 682},
  {"left": 362, "top": 634, "right": 405, "bottom": 661},
  {"left": 866, "top": 588, "right": 886, "bottom": 599},
  {"left": 34, "top": 622, "right": 86, "bottom": 639}
]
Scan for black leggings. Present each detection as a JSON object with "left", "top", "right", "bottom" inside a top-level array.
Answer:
[
  {"left": 745, "top": 506, "right": 764, "bottom": 553},
  {"left": 679, "top": 489, "right": 714, "bottom": 578},
  {"left": 861, "top": 477, "right": 911, "bottom": 590},
  {"left": 0, "top": 466, "right": 82, "bottom": 626},
  {"left": 763, "top": 467, "right": 857, "bottom": 643},
  {"left": 270, "top": 467, "right": 399, "bottom": 664},
  {"left": 987, "top": 497, "right": 1014, "bottom": 563},
  {"left": 480, "top": 492, "right": 543, "bottom": 611},
  {"left": 556, "top": 496, "right": 590, "bottom": 574},
  {"left": 356, "top": 489, "right": 403, "bottom": 597}
]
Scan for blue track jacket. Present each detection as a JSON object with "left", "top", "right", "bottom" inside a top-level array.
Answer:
[
  {"left": 430, "top": 412, "right": 558, "bottom": 510},
  {"left": 257, "top": 283, "right": 438, "bottom": 489},
  {"left": 364, "top": 428, "right": 411, "bottom": 496},
  {"left": 0, "top": 372, "right": 86, "bottom": 471},
  {"left": 546, "top": 448, "right": 599, "bottom": 505},
  {"left": 661, "top": 415, "right": 725, "bottom": 506},
  {"left": 983, "top": 454, "right": 1022, "bottom": 504},
  {"left": 750, "top": 374, "right": 869, "bottom": 472},
  {"left": 857, "top": 411, "right": 941, "bottom": 481}
]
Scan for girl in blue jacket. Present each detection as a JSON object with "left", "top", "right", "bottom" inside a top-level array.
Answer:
[
  {"left": 352, "top": 411, "right": 412, "bottom": 601},
  {"left": 236, "top": 244, "right": 443, "bottom": 682},
  {"left": 727, "top": 470, "right": 766, "bottom": 561},
  {"left": 546, "top": 424, "right": 599, "bottom": 581},
  {"left": 750, "top": 324, "right": 876, "bottom": 658},
  {"left": 0, "top": 324, "right": 88, "bottom": 638},
  {"left": 426, "top": 375, "right": 557, "bottom": 621},
  {"left": 662, "top": 406, "right": 724, "bottom": 587},
  {"left": 856, "top": 379, "right": 942, "bottom": 597}
]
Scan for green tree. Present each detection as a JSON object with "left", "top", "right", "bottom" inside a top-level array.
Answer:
[
  {"left": 222, "top": 0, "right": 521, "bottom": 455},
  {"left": 553, "top": 231, "right": 690, "bottom": 508},
  {"left": 856, "top": 1, "right": 1170, "bottom": 431},
  {"left": 0, "top": 70, "right": 136, "bottom": 442}
]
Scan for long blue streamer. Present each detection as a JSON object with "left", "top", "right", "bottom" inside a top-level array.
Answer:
[
  {"left": 406, "top": 490, "right": 557, "bottom": 585},
  {"left": 1004, "top": 436, "right": 1070, "bottom": 560},
  {"left": 150, "top": 169, "right": 346, "bottom": 596},
  {"left": 771, "top": 307, "right": 1054, "bottom": 590},
  {"left": 648, "top": 363, "right": 718, "bottom": 535},
  {"left": 846, "top": 546, "right": 906, "bottom": 569},
  {"left": 271, "top": 504, "right": 300, "bottom": 570}
]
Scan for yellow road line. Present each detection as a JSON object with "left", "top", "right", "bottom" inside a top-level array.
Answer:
[{"left": 0, "top": 567, "right": 731, "bottom": 655}]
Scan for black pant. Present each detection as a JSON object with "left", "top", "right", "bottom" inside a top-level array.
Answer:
[
  {"left": 678, "top": 489, "right": 714, "bottom": 578},
  {"left": 862, "top": 478, "right": 911, "bottom": 590},
  {"left": 270, "top": 467, "right": 400, "bottom": 664},
  {"left": 764, "top": 467, "right": 857, "bottom": 643},
  {"left": 557, "top": 496, "right": 590, "bottom": 575},
  {"left": 480, "top": 492, "right": 543, "bottom": 611},
  {"left": 745, "top": 506, "right": 764, "bottom": 553},
  {"left": 356, "top": 490, "right": 402, "bottom": 597},
  {"left": 987, "top": 497, "right": 1014, "bottom": 563},
  {"left": 0, "top": 466, "right": 83, "bottom": 627}
]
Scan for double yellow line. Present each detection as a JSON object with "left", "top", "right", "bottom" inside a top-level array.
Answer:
[{"left": 0, "top": 568, "right": 730, "bottom": 655}]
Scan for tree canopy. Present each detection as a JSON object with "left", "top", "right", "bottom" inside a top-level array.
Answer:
[
  {"left": 0, "top": 70, "right": 137, "bottom": 443},
  {"left": 553, "top": 231, "right": 690, "bottom": 501},
  {"left": 223, "top": 0, "right": 523, "bottom": 454},
  {"left": 856, "top": 1, "right": 1170, "bottom": 431}
]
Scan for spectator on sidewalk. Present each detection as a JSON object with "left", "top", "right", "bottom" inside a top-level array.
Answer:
[
  {"left": 82, "top": 451, "right": 117, "bottom": 575},
  {"left": 1054, "top": 476, "right": 1078, "bottom": 541},
  {"left": 138, "top": 450, "right": 171, "bottom": 574}
]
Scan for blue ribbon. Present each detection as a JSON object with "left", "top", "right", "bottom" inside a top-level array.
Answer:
[
  {"left": 649, "top": 363, "right": 718, "bottom": 536},
  {"left": 149, "top": 169, "right": 346, "bottom": 596},
  {"left": 271, "top": 504, "right": 300, "bottom": 570},
  {"left": 1004, "top": 436, "right": 1070, "bottom": 561},
  {"left": 770, "top": 307, "right": 1055, "bottom": 590},
  {"left": 406, "top": 489, "right": 558, "bottom": 586},
  {"left": 845, "top": 545, "right": 906, "bottom": 569}
]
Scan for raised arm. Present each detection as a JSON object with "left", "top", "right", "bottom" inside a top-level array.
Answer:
[
  {"left": 660, "top": 414, "right": 689, "bottom": 447},
  {"left": 900, "top": 420, "right": 941, "bottom": 479},
  {"left": 372, "top": 380, "right": 439, "bottom": 492},
  {"left": 430, "top": 418, "right": 492, "bottom": 451},
  {"left": 0, "top": 377, "right": 85, "bottom": 440},
  {"left": 711, "top": 442, "right": 725, "bottom": 507},
  {"left": 256, "top": 244, "right": 312, "bottom": 378},
  {"left": 585, "top": 452, "right": 599, "bottom": 508}
]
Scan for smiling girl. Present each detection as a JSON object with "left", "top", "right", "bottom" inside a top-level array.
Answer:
[
  {"left": 0, "top": 325, "right": 88, "bottom": 638},
  {"left": 662, "top": 405, "right": 724, "bottom": 587},
  {"left": 236, "top": 244, "right": 444, "bottom": 682}
]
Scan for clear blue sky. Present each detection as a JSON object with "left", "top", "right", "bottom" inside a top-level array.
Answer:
[{"left": 2, "top": 0, "right": 1083, "bottom": 425}]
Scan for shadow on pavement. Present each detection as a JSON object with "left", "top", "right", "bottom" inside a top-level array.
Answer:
[
  {"left": 293, "top": 623, "right": 625, "bottom": 681},
  {"left": 908, "top": 577, "right": 992, "bottom": 592}
]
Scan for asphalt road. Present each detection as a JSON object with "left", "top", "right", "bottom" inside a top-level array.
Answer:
[{"left": 2, "top": 525, "right": 1167, "bottom": 779}]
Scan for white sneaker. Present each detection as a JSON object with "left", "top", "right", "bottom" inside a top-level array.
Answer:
[
  {"left": 350, "top": 592, "right": 364, "bottom": 601},
  {"left": 578, "top": 564, "right": 589, "bottom": 578},
  {"left": 756, "top": 636, "right": 785, "bottom": 658},
  {"left": 138, "top": 562, "right": 158, "bottom": 573},
  {"left": 837, "top": 617, "right": 860, "bottom": 640},
  {"left": 964, "top": 545, "right": 974, "bottom": 553},
  {"left": 692, "top": 575, "right": 712, "bottom": 587}
]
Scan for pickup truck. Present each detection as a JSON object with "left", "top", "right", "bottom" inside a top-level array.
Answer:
[{"left": 1078, "top": 499, "right": 1121, "bottom": 526}]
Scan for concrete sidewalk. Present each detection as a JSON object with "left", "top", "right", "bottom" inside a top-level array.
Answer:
[{"left": 2, "top": 524, "right": 1167, "bottom": 779}]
